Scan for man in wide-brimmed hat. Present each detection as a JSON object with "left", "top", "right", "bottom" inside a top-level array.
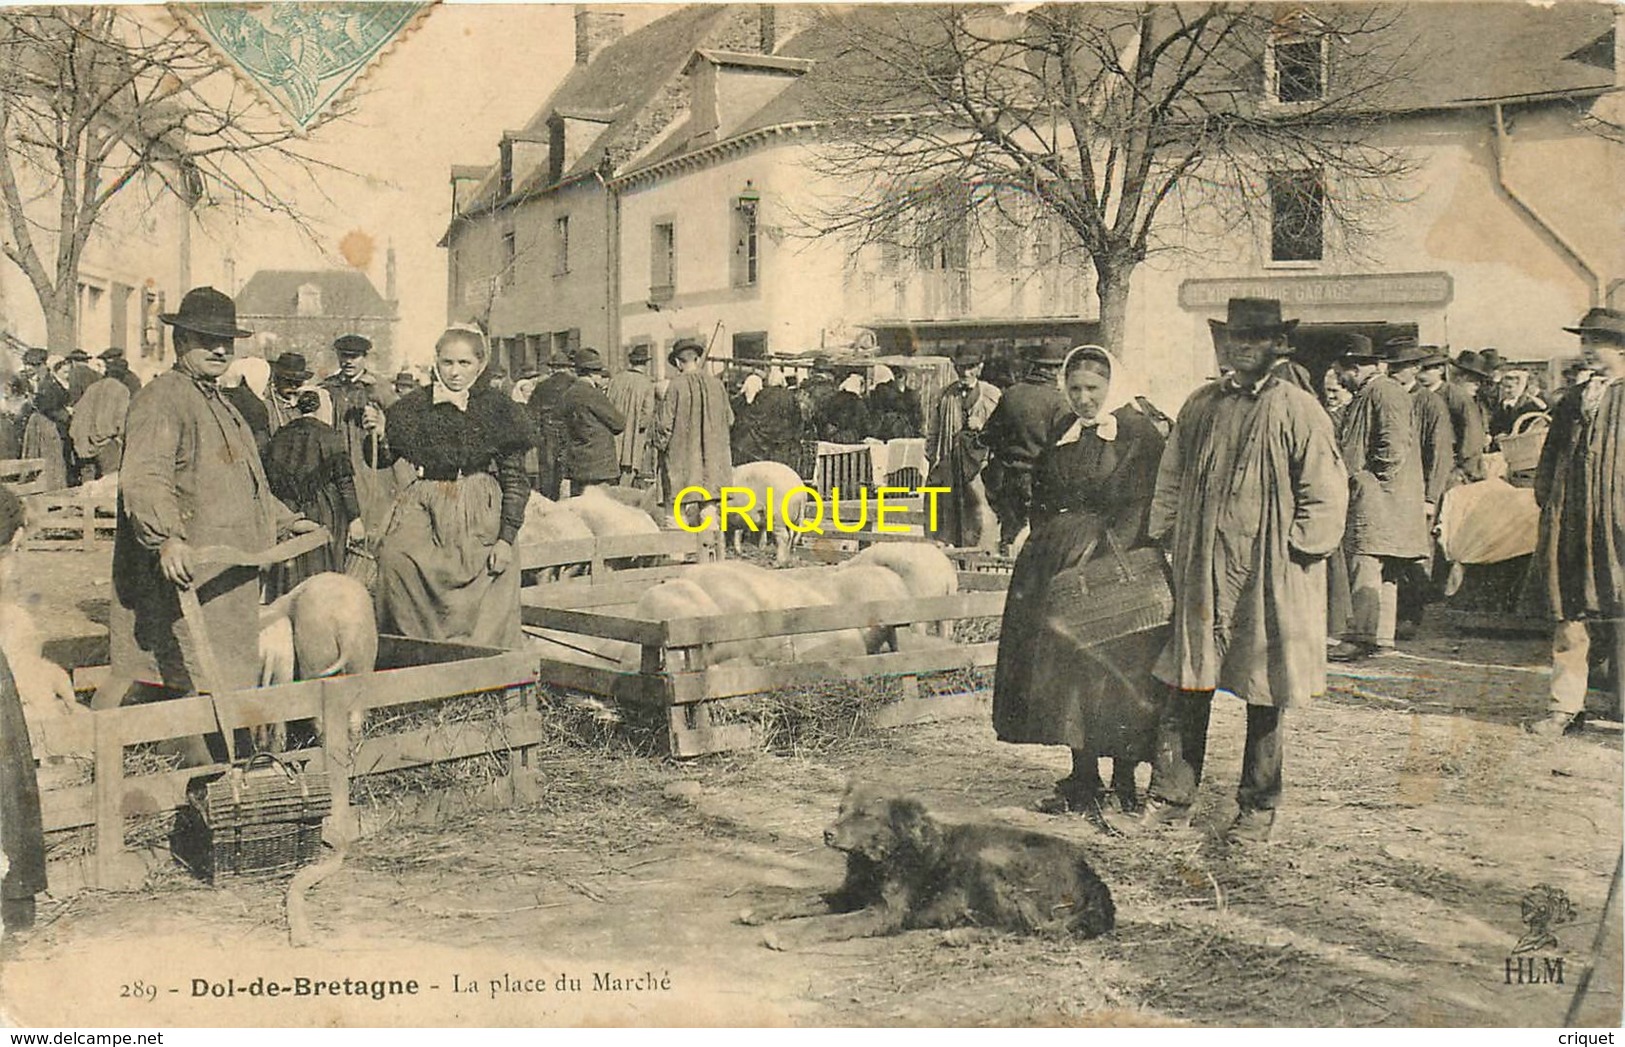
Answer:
[
  {"left": 1433, "top": 350, "right": 1490, "bottom": 484},
  {"left": 60, "top": 347, "right": 99, "bottom": 407},
  {"left": 1528, "top": 308, "right": 1625, "bottom": 736},
  {"left": 1386, "top": 336, "right": 1456, "bottom": 639},
  {"left": 524, "top": 345, "right": 578, "bottom": 499},
  {"left": 606, "top": 344, "right": 658, "bottom": 488},
  {"left": 103, "top": 287, "right": 317, "bottom": 758},
  {"left": 559, "top": 347, "right": 625, "bottom": 493},
  {"left": 655, "top": 336, "right": 733, "bottom": 523},
  {"left": 1328, "top": 332, "right": 1428, "bottom": 663},
  {"left": 922, "top": 344, "right": 1002, "bottom": 548},
  {"left": 264, "top": 350, "right": 313, "bottom": 435},
  {"left": 1139, "top": 296, "right": 1347, "bottom": 845},
  {"left": 983, "top": 341, "right": 1072, "bottom": 551}
]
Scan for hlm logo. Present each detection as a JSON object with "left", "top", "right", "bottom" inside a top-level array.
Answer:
[
  {"left": 1505, "top": 956, "right": 1565, "bottom": 985},
  {"left": 1503, "top": 884, "right": 1577, "bottom": 985}
]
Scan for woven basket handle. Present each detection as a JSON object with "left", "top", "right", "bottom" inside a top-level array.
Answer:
[
  {"left": 242, "top": 751, "right": 297, "bottom": 780},
  {"left": 1073, "top": 526, "right": 1134, "bottom": 590}
]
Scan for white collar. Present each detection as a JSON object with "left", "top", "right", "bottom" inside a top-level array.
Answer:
[
  {"left": 432, "top": 382, "right": 471, "bottom": 412},
  {"left": 1056, "top": 409, "right": 1117, "bottom": 445}
]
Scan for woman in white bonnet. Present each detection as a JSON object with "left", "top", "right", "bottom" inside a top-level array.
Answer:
[{"left": 992, "top": 345, "right": 1168, "bottom": 828}]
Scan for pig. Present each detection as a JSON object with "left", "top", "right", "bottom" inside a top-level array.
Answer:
[
  {"left": 260, "top": 572, "right": 379, "bottom": 681},
  {"left": 516, "top": 493, "right": 595, "bottom": 579},
  {"left": 808, "top": 564, "right": 913, "bottom": 654},
  {"left": 257, "top": 572, "right": 378, "bottom": 753},
  {"left": 566, "top": 486, "right": 663, "bottom": 570},
  {"left": 0, "top": 599, "right": 83, "bottom": 736},
  {"left": 258, "top": 613, "right": 296, "bottom": 687},
  {"left": 700, "top": 460, "right": 808, "bottom": 566},
  {"left": 684, "top": 562, "right": 864, "bottom": 664},
  {"left": 619, "top": 578, "right": 730, "bottom": 671},
  {"left": 844, "top": 542, "right": 959, "bottom": 638}
]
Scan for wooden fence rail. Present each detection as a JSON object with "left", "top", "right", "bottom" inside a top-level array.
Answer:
[{"left": 37, "top": 637, "right": 536, "bottom": 889}]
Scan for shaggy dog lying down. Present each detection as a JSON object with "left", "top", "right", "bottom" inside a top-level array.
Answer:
[{"left": 740, "top": 785, "right": 1115, "bottom": 948}]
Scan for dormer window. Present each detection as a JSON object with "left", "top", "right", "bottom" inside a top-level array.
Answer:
[
  {"left": 1271, "top": 37, "right": 1327, "bottom": 103},
  {"left": 296, "top": 283, "right": 323, "bottom": 316}
]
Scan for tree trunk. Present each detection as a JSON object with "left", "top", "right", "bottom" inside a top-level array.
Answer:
[
  {"left": 1094, "top": 262, "right": 1134, "bottom": 355},
  {"left": 42, "top": 285, "right": 76, "bottom": 353}
]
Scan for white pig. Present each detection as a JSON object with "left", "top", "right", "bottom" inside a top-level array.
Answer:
[
  {"left": 620, "top": 577, "right": 730, "bottom": 670},
  {"left": 566, "top": 485, "right": 662, "bottom": 570},
  {"left": 260, "top": 572, "right": 379, "bottom": 680},
  {"left": 684, "top": 562, "right": 864, "bottom": 663},
  {"left": 809, "top": 564, "right": 913, "bottom": 654},
  {"left": 844, "top": 542, "right": 959, "bottom": 638},
  {"left": 700, "top": 460, "right": 808, "bottom": 566}
]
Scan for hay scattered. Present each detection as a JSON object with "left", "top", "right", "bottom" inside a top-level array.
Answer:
[{"left": 349, "top": 688, "right": 521, "bottom": 809}]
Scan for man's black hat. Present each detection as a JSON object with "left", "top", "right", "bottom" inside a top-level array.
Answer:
[{"left": 160, "top": 286, "right": 252, "bottom": 339}]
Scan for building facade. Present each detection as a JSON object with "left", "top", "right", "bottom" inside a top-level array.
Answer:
[
  {"left": 235, "top": 266, "right": 401, "bottom": 377},
  {"left": 446, "top": 3, "right": 1625, "bottom": 409}
]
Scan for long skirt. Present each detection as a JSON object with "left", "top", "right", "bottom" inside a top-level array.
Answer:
[
  {"left": 265, "top": 484, "right": 348, "bottom": 601},
  {"left": 1, "top": 652, "right": 46, "bottom": 903},
  {"left": 993, "top": 512, "right": 1160, "bottom": 760},
  {"left": 376, "top": 473, "right": 521, "bottom": 649},
  {"left": 20, "top": 415, "right": 66, "bottom": 491}
]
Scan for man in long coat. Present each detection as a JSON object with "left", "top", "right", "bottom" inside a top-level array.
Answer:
[
  {"left": 98, "top": 288, "right": 314, "bottom": 761},
  {"left": 982, "top": 343, "right": 1071, "bottom": 551},
  {"left": 320, "top": 334, "right": 398, "bottom": 536},
  {"left": 1426, "top": 350, "right": 1486, "bottom": 486},
  {"left": 1329, "top": 335, "right": 1428, "bottom": 662},
  {"left": 68, "top": 369, "right": 132, "bottom": 480},
  {"left": 924, "top": 346, "right": 1001, "bottom": 548},
  {"left": 1389, "top": 339, "right": 1456, "bottom": 636},
  {"left": 656, "top": 338, "right": 733, "bottom": 526},
  {"left": 1528, "top": 308, "right": 1625, "bottom": 736},
  {"left": 62, "top": 348, "right": 100, "bottom": 406},
  {"left": 1140, "top": 298, "right": 1348, "bottom": 844},
  {"left": 606, "top": 344, "right": 657, "bottom": 487},
  {"left": 561, "top": 347, "right": 626, "bottom": 493},
  {"left": 527, "top": 347, "right": 576, "bottom": 500}
]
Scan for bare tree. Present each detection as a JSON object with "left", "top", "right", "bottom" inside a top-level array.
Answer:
[
  {"left": 0, "top": 7, "right": 350, "bottom": 351},
  {"left": 799, "top": 3, "right": 1419, "bottom": 351}
]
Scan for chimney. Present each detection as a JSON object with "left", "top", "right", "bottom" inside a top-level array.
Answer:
[
  {"left": 385, "top": 244, "right": 397, "bottom": 304},
  {"left": 757, "top": 4, "right": 816, "bottom": 54},
  {"left": 575, "top": 7, "right": 624, "bottom": 66}
]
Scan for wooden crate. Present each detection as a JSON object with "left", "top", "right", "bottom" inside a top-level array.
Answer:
[
  {"left": 0, "top": 457, "right": 49, "bottom": 496},
  {"left": 35, "top": 633, "right": 537, "bottom": 890},
  {"left": 22, "top": 489, "right": 118, "bottom": 551},
  {"left": 517, "top": 528, "right": 711, "bottom": 582},
  {"left": 525, "top": 563, "right": 1009, "bottom": 757}
]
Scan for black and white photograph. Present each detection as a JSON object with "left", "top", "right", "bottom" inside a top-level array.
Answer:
[{"left": 0, "top": 0, "right": 1620, "bottom": 1030}]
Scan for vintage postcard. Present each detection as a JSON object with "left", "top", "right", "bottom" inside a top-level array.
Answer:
[{"left": 0, "top": 0, "right": 1621, "bottom": 1030}]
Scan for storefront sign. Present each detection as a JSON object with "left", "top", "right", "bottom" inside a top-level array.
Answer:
[{"left": 1179, "top": 271, "right": 1454, "bottom": 310}]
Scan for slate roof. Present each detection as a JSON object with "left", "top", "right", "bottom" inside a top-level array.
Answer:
[
  {"left": 236, "top": 270, "right": 394, "bottom": 319},
  {"left": 450, "top": 2, "right": 1617, "bottom": 205}
]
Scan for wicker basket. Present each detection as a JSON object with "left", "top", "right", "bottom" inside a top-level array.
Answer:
[
  {"left": 177, "top": 753, "right": 331, "bottom": 883},
  {"left": 1497, "top": 411, "right": 1550, "bottom": 473}
]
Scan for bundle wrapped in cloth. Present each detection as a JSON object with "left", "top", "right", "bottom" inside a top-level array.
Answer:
[{"left": 1436, "top": 476, "right": 1540, "bottom": 565}]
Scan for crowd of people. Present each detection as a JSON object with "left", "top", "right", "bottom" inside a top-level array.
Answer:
[
  {"left": 0, "top": 282, "right": 1620, "bottom": 934},
  {"left": 988, "top": 296, "right": 1624, "bottom": 841}
]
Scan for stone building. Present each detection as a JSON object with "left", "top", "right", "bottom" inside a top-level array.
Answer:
[{"left": 235, "top": 262, "right": 400, "bottom": 376}]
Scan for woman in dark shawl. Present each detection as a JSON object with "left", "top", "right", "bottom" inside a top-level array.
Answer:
[
  {"left": 262, "top": 387, "right": 362, "bottom": 599},
  {"left": 366, "top": 326, "right": 537, "bottom": 649},
  {"left": 992, "top": 345, "right": 1166, "bottom": 826}
]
